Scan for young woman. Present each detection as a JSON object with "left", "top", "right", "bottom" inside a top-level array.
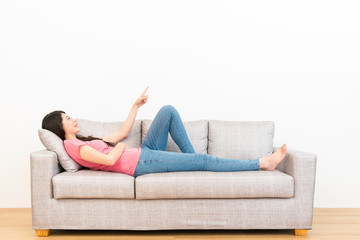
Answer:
[{"left": 41, "top": 86, "right": 287, "bottom": 177}]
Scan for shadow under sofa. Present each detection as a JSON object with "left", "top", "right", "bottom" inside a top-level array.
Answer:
[{"left": 31, "top": 117, "right": 317, "bottom": 237}]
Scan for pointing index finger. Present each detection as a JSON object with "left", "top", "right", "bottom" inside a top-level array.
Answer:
[{"left": 142, "top": 86, "right": 149, "bottom": 96}]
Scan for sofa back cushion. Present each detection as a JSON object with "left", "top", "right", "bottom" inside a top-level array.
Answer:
[
  {"left": 208, "top": 120, "right": 275, "bottom": 160},
  {"left": 76, "top": 118, "right": 142, "bottom": 148},
  {"left": 141, "top": 119, "right": 208, "bottom": 153}
]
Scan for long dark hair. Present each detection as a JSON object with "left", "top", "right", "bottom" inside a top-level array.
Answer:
[{"left": 41, "top": 110, "right": 116, "bottom": 147}]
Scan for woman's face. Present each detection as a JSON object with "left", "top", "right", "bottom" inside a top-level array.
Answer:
[{"left": 61, "top": 113, "right": 80, "bottom": 136}]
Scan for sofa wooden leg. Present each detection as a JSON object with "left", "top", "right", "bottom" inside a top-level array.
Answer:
[
  {"left": 294, "top": 229, "right": 308, "bottom": 236},
  {"left": 35, "top": 229, "right": 51, "bottom": 237}
]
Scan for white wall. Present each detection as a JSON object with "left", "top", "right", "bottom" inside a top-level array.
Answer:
[{"left": 0, "top": 0, "right": 359, "bottom": 208}]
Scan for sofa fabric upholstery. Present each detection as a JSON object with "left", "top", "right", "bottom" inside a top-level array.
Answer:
[
  {"left": 134, "top": 169, "right": 294, "bottom": 200},
  {"left": 208, "top": 120, "right": 274, "bottom": 160},
  {"left": 52, "top": 170, "right": 135, "bottom": 199},
  {"left": 76, "top": 118, "right": 142, "bottom": 148},
  {"left": 274, "top": 146, "right": 318, "bottom": 228},
  {"left": 51, "top": 169, "right": 294, "bottom": 200},
  {"left": 31, "top": 118, "right": 317, "bottom": 233}
]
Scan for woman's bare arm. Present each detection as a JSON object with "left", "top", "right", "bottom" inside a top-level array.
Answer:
[{"left": 79, "top": 142, "right": 127, "bottom": 166}]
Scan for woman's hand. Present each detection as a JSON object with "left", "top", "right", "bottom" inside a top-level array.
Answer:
[
  {"left": 116, "top": 142, "right": 128, "bottom": 149},
  {"left": 133, "top": 86, "right": 149, "bottom": 108}
]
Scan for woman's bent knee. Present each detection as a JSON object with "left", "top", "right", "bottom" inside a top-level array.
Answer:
[
  {"left": 161, "top": 104, "right": 176, "bottom": 113},
  {"left": 160, "top": 105, "right": 178, "bottom": 117}
]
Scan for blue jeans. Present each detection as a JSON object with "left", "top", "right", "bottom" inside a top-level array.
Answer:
[{"left": 133, "top": 105, "right": 260, "bottom": 177}]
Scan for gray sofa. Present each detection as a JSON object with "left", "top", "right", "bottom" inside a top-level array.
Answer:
[{"left": 30, "top": 118, "right": 317, "bottom": 237}]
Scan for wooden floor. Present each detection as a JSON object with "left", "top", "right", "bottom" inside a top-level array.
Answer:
[{"left": 0, "top": 208, "right": 359, "bottom": 239}]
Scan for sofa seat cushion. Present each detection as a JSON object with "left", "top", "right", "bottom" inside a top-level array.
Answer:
[
  {"left": 52, "top": 170, "right": 135, "bottom": 199},
  {"left": 135, "top": 169, "right": 294, "bottom": 199}
]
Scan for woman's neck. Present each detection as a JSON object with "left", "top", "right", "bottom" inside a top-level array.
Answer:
[{"left": 65, "top": 134, "right": 77, "bottom": 140}]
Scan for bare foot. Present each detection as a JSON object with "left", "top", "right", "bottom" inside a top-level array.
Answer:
[{"left": 259, "top": 144, "right": 287, "bottom": 171}]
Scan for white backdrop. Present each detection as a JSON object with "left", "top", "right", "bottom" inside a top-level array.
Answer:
[{"left": 0, "top": 0, "right": 359, "bottom": 208}]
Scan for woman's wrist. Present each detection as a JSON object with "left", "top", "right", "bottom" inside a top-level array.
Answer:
[{"left": 132, "top": 103, "right": 140, "bottom": 110}]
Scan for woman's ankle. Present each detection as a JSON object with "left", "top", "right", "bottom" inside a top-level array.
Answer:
[{"left": 259, "top": 157, "right": 269, "bottom": 170}]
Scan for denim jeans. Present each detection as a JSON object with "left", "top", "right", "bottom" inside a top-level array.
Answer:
[{"left": 133, "top": 105, "right": 260, "bottom": 177}]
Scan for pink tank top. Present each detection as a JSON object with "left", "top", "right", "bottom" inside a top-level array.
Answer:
[{"left": 63, "top": 139, "right": 141, "bottom": 176}]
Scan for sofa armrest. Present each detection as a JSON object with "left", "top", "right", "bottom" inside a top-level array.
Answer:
[
  {"left": 30, "top": 149, "right": 63, "bottom": 200},
  {"left": 274, "top": 146, "right": 317, "bottom": 199}
]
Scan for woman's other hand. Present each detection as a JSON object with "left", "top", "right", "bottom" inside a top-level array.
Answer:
[
  {"left": 116, "top": 142, "right": 128, "bottom": 148},
  {"left": 134, "top": 86, "right": 149, "bottom": 108}
]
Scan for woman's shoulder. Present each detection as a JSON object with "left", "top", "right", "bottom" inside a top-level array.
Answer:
[
  {"left": 64, "top": 138, "right": 88, "bottom": 147},
  {"left": 64, "top": 138, "right": 108, "bottom": 148},
  {"left": 64, "top": 138, "right": 85, "bottom": 142}
]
